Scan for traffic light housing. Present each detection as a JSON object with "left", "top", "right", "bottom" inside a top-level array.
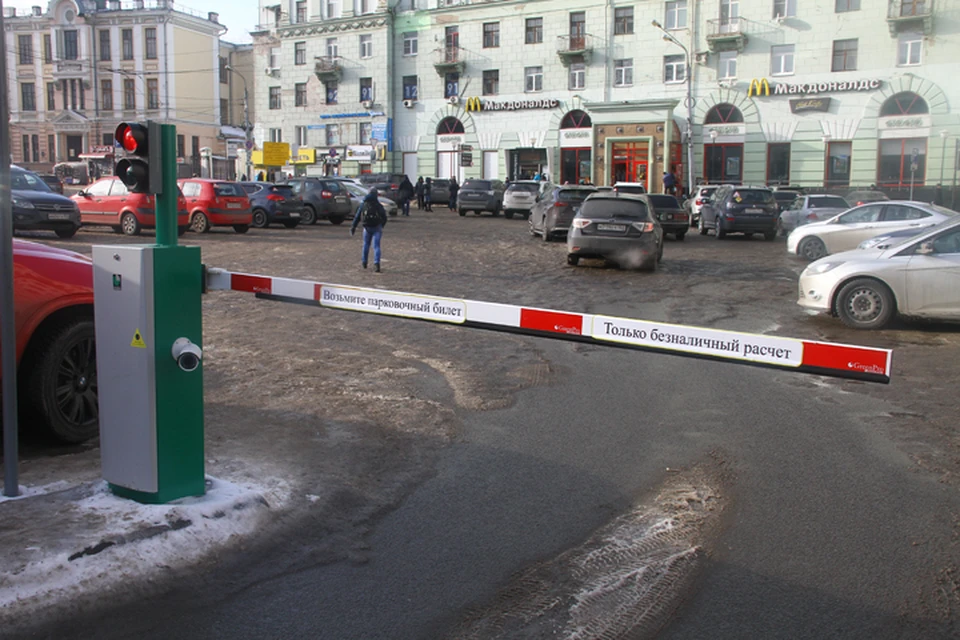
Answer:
[{"left": 115, "top": 121, "right": 163, "bottom": 194}]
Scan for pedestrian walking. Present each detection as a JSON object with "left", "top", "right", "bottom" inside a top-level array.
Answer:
[
  {"left": 415, "top": 177, "right": 425, "bottom": 210},
  {"left": 350, "top": 188, "right": 388, "bottom": 272},
  {"left": 448, "top": 177, "right": 459, "bottom": 210},
  {"left": 398, "top": 175, "right": 414, "bottom": 216},
  {"left": 424, "top": 178, "right": 433, "bottom": 211},
  {"left": 663, "top": 171, "right": 676, "bottom": 195}
]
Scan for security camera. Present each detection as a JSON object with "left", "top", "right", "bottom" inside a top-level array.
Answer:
[{"left": 171, "top": 338, "right": 202, "bottom": 372}]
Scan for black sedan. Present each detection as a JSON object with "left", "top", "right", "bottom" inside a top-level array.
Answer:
[
  {"left": 566, "top": 193, "right": 664, "bottom": 270},
  {"left": 645, "top": 194, "right": 689, "bottom": 240},
  {"left": 239, "top": 182, "right": 303, "bottom": 228}
]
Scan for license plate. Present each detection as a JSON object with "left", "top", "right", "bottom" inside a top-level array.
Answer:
[
  {"left": 47, "top": 213, "right": 72, "bottom": 220},
  {"left": 227, "top": 202, "right": 242, "bottom": 209},
  {"left": 673, "top": 214, "right": 686, "bottom": 220},
  {"left": 336, "top": 197, "right": 347, "bottom": 203},
  {"left": 597, "top": 223, "right": 626, "bottom": 232},
  {"left": 745, "top": 208, "right": 763, "bottom": 213},
  {"left": 290, "top": 212, "right": 300, "bottom": 217}
]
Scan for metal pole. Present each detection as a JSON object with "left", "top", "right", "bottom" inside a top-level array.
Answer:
[
  {"left": 156, "top": 124, "right": 179, "bottom": 247},
  {"left": 1, "top": 0, "right": 21, "bottom": 497},
  {"left": 685, "top": 56, "right": 694, "bottom": 199}
]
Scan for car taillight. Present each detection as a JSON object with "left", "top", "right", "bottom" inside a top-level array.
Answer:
[
  {"left": 321, "top": 190, "right": 332, "bottom": 199},
  {"left": 856, "top": 201, "right": 865, "bottom": 205},
  {"left": 390, "top": 184, "right": 398, "bottom": 190},
  {"left": 554, "top": 201, "right": 564, "bottom": 207},
  {"left": 806, "top": 212, "right": 818, "bottom": 221},
  {"left": 631, "top": 222, "right": 655, "bottom": 232},
  {"left": 695, "top": 199, "right": 702, "bottom": 205},
  {"left": 572, "top": 219, "right": 590, "bottom": 229},
  {"left": 267, "top": 194, "right": 285, "bottom": 201}
]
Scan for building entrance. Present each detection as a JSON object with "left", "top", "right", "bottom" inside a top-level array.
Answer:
[{"left": 611, "top": 141, "right": 649, "bottom": 187}]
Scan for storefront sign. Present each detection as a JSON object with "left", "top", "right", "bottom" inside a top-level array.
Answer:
[
  {"left": 703, "top": 124, "right": 746, "bottom": 143},
  {"left": 560, "top": 128, "right": 594, "bottom": 149},
  {"left": 748, "top": 77, "right": 883, "bottom": 97},
  {"left": 251, "top": 148, "right": 317, "bottom": 165},
  {"left": 291, "top": 148, "right": 316, "bottom": 164},
  {"left": 789, "top": 97, "right": 832, "bottom": 113},
  {"left": 436, "top": 134, "right": 465, "bottom": 151},
  {"left": 89, "top": 145, "right": 114, "bottom": 155},
  {"left": 346, "top": 145, "right": 374, "bottom": 161},
  {"left": 878, "top": 114, "right": 932, "bottom": 140},
  {"left": 262, "top": 142, "right": 290, "bottom": 167},
  {"left": 319, "top": 111, "right": 386, "bottom": 119},
  {"left": 464, "top": 97, "right": 560, "bottom": 112}
]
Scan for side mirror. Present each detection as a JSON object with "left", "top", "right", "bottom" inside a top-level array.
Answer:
[{"left": 917, "top": 241, "right": 935, "bottom": 255}]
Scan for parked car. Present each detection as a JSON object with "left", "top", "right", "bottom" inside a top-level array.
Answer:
[
  {"left": 697, "top": 185, "right": 779, "bottom": 240},
  {"left": 858, "top": 225, "right": 933, "bottom": 251},
  {"left": 529, "top": 184, "right": 598, "bottom": 241},
  {"left": 279, "top": 177, "right": 354, "bottom": 225},
  {"left": 73, "top": 176, "right": 190, "bottom": 236},
  {"left": 341, "top": 181, "right": 399, "bottom": 217},
  {"left": 772, "top": 189, "right": 803, "bottom": 214},
  {"left": 38, "top": 174, "right": 65, "bottom": 194},
  {"left": 798, "top": 216, "right": 960, "bottom": 329},
  {"left": 239, "top": 182, "right": 302, "bottom": 228},
  {"left": 4, "top": 239, "right": 97, "bottom": 443},
  {"left": 846, "top": 190, "right": 890, "bottom": 206},
  {"left": 178, "top": 178, "right": 254, "bottom": 233},
  {"left": 612, "top": 182, "right": 647, "bottom": 195},
  {"left": 428, "top": 178, "right": 453, "bottom": 206},
  {"left": 685, "top": 185, "right": 721, "bottom": 227},
  {"left": 777, "top": 194, "right": 851, "bottom": 236},
  {"left": 502, "top": 180, "right": 541, "bottom": 219},
  {"left": 10, "top": 166, "right": 81, "bottom": 238},
  {"left": 645, "top": 194, "right": 689, "bottom": 240},
  {"left": 786, "top": 201, "right": 957, "bottom": 261},
  {"left": 566, "top": 193, "right": 664, "bottom": 271},
  {"left": 457, "top": 179, "right": 506, "bottom": 216}
]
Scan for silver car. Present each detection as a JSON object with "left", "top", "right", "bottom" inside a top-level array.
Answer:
[
  {"left": 342, "top": 181, "right": 398, "bottom": 217},
  {"left": 502, "top": 181, "right": 541, "bottom": 220},
  {"left": 778, "top": 194, "right": 851, "bottom": 235}
]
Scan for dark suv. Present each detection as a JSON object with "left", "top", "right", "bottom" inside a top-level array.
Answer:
[
  {"left": 280, "top": 178, "right": 353, "bottom": 225},
  {"left": 457, "top": 179, "right": 505, "bottom": 216},
  {"left": 10, "top": 166, "right": 81, "bottom": 238},
  {"left": 698, "top": 185, "right": 778, "bottom": 240}
]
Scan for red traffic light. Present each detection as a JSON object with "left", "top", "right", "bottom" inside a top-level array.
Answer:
[{"left": 115, "top": 122, "right": 149, "bottom": 157}]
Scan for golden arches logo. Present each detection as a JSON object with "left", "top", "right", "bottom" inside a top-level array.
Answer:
[
  {"left": 464, "top": 96, "right": 483, "bottom": 112},
  {"left": 748, "top": 78, "right": 771, "bottom": 97}
]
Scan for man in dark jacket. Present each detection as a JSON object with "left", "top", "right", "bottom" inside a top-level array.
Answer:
[
  {"left": 350, "top": 188, "right": 387, "bottom": 272},
  {"left": 448, "top": 177, "right": 459, "bottom": 210},
  {"left": 398, "top": 176, "right": 414, "bottom": 216},
  {"left": 415, "top": 177, "right": 425, "bottom": 210}
]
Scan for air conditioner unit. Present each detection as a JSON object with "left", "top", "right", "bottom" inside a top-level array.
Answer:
[
  {"left": 694, "top": 52, "right": 709, "bottom": 65},
  {"left": 264, "top": 67, "right": 278, "bottom": 76},
  {"left": 402, "top": 99, "right": 415, "bottom": 108},
  {"left": 361, "top": 100, "right": 374, "bottom": 109},
  {"left": 448, "top": 95, "right": 460, "bottom": 105}
]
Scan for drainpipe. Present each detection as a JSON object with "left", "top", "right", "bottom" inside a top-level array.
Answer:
[
  {"left": 603, "top": 0, "right": 613, "bottom": 103},
  {"left": 387, "top": 7, "right": 395, "bottom": 173}
]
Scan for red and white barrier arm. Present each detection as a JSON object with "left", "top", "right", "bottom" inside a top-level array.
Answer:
[{"left": 206, "top": 268, "right": 893, "bottom": 384}]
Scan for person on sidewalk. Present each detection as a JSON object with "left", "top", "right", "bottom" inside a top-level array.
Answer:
[
  {"left": 350, "top": 188, "right": 388, "bottom": 272},
  {"left": 415, "top": 177, "right": 425, "bottom": 210},
  {"left": 448, "top": 177, "right": 459, "bottom": 210},
  {"left": 663, "top": 171, "right": 676, "bottom": 195},
  {"left": 424, "top": 178, "right": 433, "bottom": 211},
  {"left": 398, "top": 175, "right": 414, "bottom": 216}
]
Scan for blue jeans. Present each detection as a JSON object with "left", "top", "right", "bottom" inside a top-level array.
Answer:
[
  {"left": 362, "top": 225, "right": 382, "bottom": 265},
  {"left": 401, "top": 199, "right": 410, "bottom": 216}
]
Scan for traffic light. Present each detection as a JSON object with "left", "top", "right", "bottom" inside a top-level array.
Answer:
[{"left": 114, "top": 121, "right": 163, "bottom": 194}]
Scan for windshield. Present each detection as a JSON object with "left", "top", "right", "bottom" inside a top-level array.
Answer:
[
  {"left": 558, "top": 189, "right": 595, "bottom": 203},
  {"left": 774, "top": 192, "right": 800, "bottom": 202},
  {"left": 731, "top": 189, "right": 775, "bottom": 204},
  {"left": 646, "top": 195, "right": 681, "bottom": 208},
  {"left": 11, "top": 169, "right": 53, "bottom": 192},
  {"left": 507, "top": 183, "right": 538, "bottom": 193},
  {"left": 271, "top": 185, "right": 294, "bottom": 196},
  {"left": 214, "top": 182, "right": 245, "bottom": 196},
  {"left": 810, "top": 196, "right": 849, "bottom": 209},
  {"left": 463, "top": 180, "right": 491, "bottom": 190},
  {"left": 579, "top": 199, "right": 651, "bottom": 220},
  {"left": 615, "top": 185, "right": 646, "bottom": 195}
]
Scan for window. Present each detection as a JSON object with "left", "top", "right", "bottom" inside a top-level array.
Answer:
[
  {"left": 326, "top": 81, "right": 338, "bottom": 104},
  {"left": 524, "top": 66, "right": 543, "bottom": 92},
  {"left": 826, "top": 141, "right": 852, "bottom": 187},
  {"left": 268, "top": 128, "right": 282, "bottom": 143},
  {"left": 665, "top": 1, "right": 687, "bottom": 30},
  {"left": 295, "top": 82, "right": 307, "bottom": 106},
  {"left": 43, "top": 34, "right": 52, "bottom": 63},
  {"left": 771, "top": 44, "right": 795, "bottom": 76},
  {"left": 483, "top": 69, "right": 499, "bottom": 95},
  {"left": 359, "top": 0, "right": 373, "bottom": 14},
  {"left": 360, "top": 77, "right": 373, "bottom": 102},
  {"left": 22, "top": 135, "right": 30, "bottom": 163},
  {"left": 31, "top": 135, "right": 39, "bottom": 164},
  {"left": 326, "top": 38, "right": 338, "bottom": 58},
  {"left": 664, "top": 55, "right": 686, "bottom": 83},
  {"left": 402, "top": 75, "right": 418, "bottom": 100},
  {"left": 444, "top": 72, "right": 459, "bottom": 98},
  {"left": 147, "top": 78, "right": 159, "bottom": 109},
  {"left": 614, "top": 59, "right": 633, "bottom": 87},
  {"left": 483, "top": 23, "right": 500, "bottom": 48},
  {"left": 48, "top": 134, "right": 56, "bottom": 161},
  {"left": 295, "top": 126, "right": 308, "bottom": 146},
  {"left": 526, "top": 18, "right": 543, "bottom": 44},
  {"left": 218, "top": 56, "right": 228, "bottom": 84},
  {"left": 569, "top": 61, "right": 585, "bottom": 90},
  {"left": 220, "top": 98, "right": 229, "bottom": 123},
  {"left": 326, "top": 0, "right": 341, "bottom": 18},
  {"left": 614, "top": 7, "right": 634, "bottom": 35},
  {"left": 880, "top": 92, "right": 928, "bottom": 116},
  {"left": 101, "top": 79, "right": 113, "bottom": 110},
  {"left": 21, "top": 84, "right": 36, "bottom": 111},
  {"left": 835, "top": 0, "right": 859, "bottom": 11},
  {"left": 360, "top": 122, "right": 372, "bottom": 145},
  {"left": 403, "top": 32, "right": 418, "bottom": 56},
  {"left": 326, "top": 124, "right": 340, "bottom": 146},
  {"left": 719, "top": 51, "right": 737, "bottom": 78},
  {"left": 767, "top": 143, "right": 790, "bottom": 184},
  {"left": 773, "top": 0, "right": 797, "bottom": 18},
  {"left": 296, "top": 0, "right": 307, "bottom": 22},
  {"left": 295, "top": 41, "right": 306, "bottom": 65},
  {"left": 831, "top": 39, "right": 857, "bottom": 71},
  {"left": 46, "top": 83, "right": 56, "bottom": 111},
  {"left": 269, "top": 47, "right": 281, "bottom": 68},
  {"left": 121, "top": 29, "right": 133, "bottom": 60},
  {"left": 898, "top": 34, "right": 921, "bottom": 66},
  {"left": 360, "top": 35, "right": 372, "bottom": 58},
  {"left": 19, "top": 35, "right": 33, "bottom": 65},
  {"left": 269, "top": 87, "right": 281, "bottom": 109},
  {"left": 78, "top": 79, "right": 85, "bottom": 110},
  {"left": 704, "top": 103, "right": 743, "bottom": 123},
  {"left": 123, "top": 79, "right": 135, "bottom": 109},
  {"left": 145, "top": 28, "right": 157, "bottom": 59},
  {"left": 177, "top": 134, "right": 185, "bottom": 158},
  {"left": 63, "top": 30, "right": 78, "bottom": 60}
]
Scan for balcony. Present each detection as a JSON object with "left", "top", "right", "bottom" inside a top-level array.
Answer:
[
  {"left": 887, "top": 0, "right": 934, "bottom": 35},
  {"left": 705, "top": 18, "right": 747, "bottom": 52},
  {"left": 433, "top": 47, "right": 465, "bottom": 75},
  {"left": 556, "top": 34, "right": 593, "bottom": 65},
  {"left": 314, "top": 56, "right": 342, "bottom": 82}
]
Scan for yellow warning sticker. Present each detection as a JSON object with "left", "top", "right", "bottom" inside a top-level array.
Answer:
[{"left": 131, "top": 329, "right": 147, "bottom": 349}]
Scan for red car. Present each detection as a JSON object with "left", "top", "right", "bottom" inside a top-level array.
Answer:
[
  {"left": 1, "top": 240, "right": 97, "bottom": 443},
  {"left": 72, "top": 176, "right": 190, "bottom": 236},
  {"left": 178, "top": 179, "right": 253, "bottom": 233}
]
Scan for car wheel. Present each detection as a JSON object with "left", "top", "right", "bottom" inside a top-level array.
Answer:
[
  {"left": 301, "top": 205, "right": 317, "bottom": 225},
  {"left": 698, "top": 216, "right": 708, "bottom": 236},
  {"left": 328, "top": 216, "right": 345, "bottom": 226},
  {"left": 835, "top": 278, "right": 896, "bottom": 330},
  {"left": 55, "top": 226, "right": 79, "bottom": 239},
  {"left": 121, "top": 212, "right": 141, "bottom": 236},
  {"left": 458, "top": 208, "right": 466, "bottom": 217},
  {"left": 233, "top": 224, "right": 250, "bottom": 234},
  {"left": 283, "top": 221, "right": 300, "bottom": 229},
  {"left": 178, "top": 225, "right": 188, "bottom": 237},
  {"left": 567, "top": 254, "right": 579, "bottom": 266},
  {"left": 675, "top": 231, "right": 686, "bottom": 241},
  {"left": 251, "top": 209, "right": 269, "bottom": 228},
  {"left": 24, "top": 316, "right": 99, "bottom": 444},
  {"left": 798, "top": 237, "right": 827, "bottom": 261},
  {"left": 505, "top": 211, "right": 515, "bottom": 219},
  {"left": 715, "top": 219, "right": 727, "bottom": 239},
  {"left": 191, "top": 212, "right": 210, "bottom": 233},
  {"left": 763, "top": 230, "right": 777, "bottom": 241}
]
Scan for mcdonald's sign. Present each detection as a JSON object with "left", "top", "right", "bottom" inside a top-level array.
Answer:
[
  {"left": 465, "top": 96, "right": 483, "bottom": 112},
  {"left": 748, "top": 78, "right": 771, "bottom": 97}
]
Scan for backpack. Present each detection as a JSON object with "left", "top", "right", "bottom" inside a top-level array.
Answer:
[{"left": 362, "top": 201, "right": 383, "bottom": 228}]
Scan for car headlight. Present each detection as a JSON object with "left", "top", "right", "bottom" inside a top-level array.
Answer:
[
  {"left": 806, "top": 261, "right": 844, "bottom": 275},
  {"left": 11, "top": 196, "right": 35, "bottom": 210}
]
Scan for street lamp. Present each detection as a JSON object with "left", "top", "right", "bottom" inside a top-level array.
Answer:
[
  {"left": 652, "top": 19, "right": 694, "bottom": 197},
  {"left": 225, "top": 65, "right": 253, "bottom": 181}
]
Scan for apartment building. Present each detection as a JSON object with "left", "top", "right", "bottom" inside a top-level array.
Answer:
[{"left": 3, "top": 0, "right": 247, "bottom": 180}]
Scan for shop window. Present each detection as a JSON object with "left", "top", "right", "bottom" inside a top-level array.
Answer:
[
  {"left": 704, "top": 103, "right": 744, "bottom": 124},
  {"left": 878, "top": 139, "right": 925, "bottom": 187},
  {"left": 825, "top": 141, "right": 851, "bottom": 187},
  {"left": 766, "top": 143, "right": 790, "bottom": 185},
  {"left": 704, "top": 144, "right": 742, "bottom": 183},
  {"left": 880, "top": 92, "right": 928, "bottom": 116}
]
